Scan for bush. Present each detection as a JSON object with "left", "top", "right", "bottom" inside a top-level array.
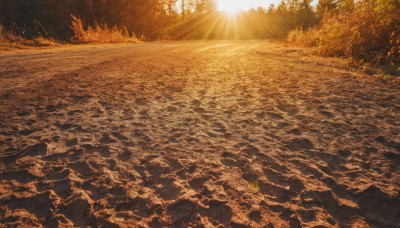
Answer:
[
  {"left": 287, "top": 28, "right": 319, "bottom": 47},
  {"left": 0, "top": 25, "right": 59, "bottom": 49},
  {"left": 70, "top": 15, "right": 138, "bottom": 43},
  {"left": 0, "top": 25, "right": 21, "bottom": 47},
  {"left": 288, "top": 0, "right": 400, "bottom": 66}
]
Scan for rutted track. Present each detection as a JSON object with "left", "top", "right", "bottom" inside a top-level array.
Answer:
[{"left": 0, "top": 41, "right": 399, "bottom": 227}]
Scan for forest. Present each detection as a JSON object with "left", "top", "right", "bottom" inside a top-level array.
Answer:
[{"left": 0, "top": 0, "right": 399, "bottom": 65}]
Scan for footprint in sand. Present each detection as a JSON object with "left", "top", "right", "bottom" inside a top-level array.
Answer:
[
  {"left": 319, "top": 110, "right": 335, "bottom": 118},
  {"left": 267, "top": 111, "right": 284, "bottom": 120},
  {"left": 166, "top": 106, "right": 178, "bottom": 112},
  {"left": 135, "top": 98, "right": 148, "bottom": 106},
  {"left": 285, "top": 138, "right": 314, "bottom": 151},
  {"left": 194, "top": 107, "right": 206, "bottom": 113},
  {"left": 154, "top": 178, "right": 183, "bottom": 201},
  {"left": 212, "top": 122, "right": 226, "bottom": 133},
  {"left": 191, "top": 99, "right": 202, "bottom": 107},
  {"left": 100, "top": 133, "right": 117, "bottom": 144},
  {"left": 256, "top": 111, "right": 266, "bottom": 119}
]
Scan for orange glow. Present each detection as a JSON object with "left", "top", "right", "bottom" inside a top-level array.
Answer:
[{"left": 218, "top": 0, "right": 263, "bottom": 14}]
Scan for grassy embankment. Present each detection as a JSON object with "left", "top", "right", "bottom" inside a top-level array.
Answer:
[
  {"left": 0, "top": 16, "right": 138, "bottom": 51},
  {"left": 287, "top": 1, "right": 400, "bottom": 80}
]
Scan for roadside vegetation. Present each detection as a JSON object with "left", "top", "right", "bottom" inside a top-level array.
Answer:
[
  {"left": 70, "top": 16, "right": 139, "bottom": 43},
  {"left": 288, "top": 0, "right": 400, "bottom": 77},
  {"left": 0, "top": 25, "right": 59, "bottom": 50}
]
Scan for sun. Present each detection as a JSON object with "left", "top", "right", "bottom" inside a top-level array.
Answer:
[{"left": 217, "top": 0, "right": 253, "bottom": 14}]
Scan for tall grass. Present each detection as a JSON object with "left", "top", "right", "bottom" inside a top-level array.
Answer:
[
  {"left": 1, "top": 25, "right": 23, "bottom": 47},
  {"left": 70, "top": 15, "right": 138, "bottom": 43},
  {"left": 288, "top": 0, "right": 400, "bottom": 68},
  {"left": 0, "top": 25, "right": 59, "bottom": 49},
  {"left": 0, "top": 15, "right": 139, "bottom": 50}
]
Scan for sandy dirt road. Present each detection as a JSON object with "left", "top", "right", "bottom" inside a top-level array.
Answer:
[{"left": 0, "top": 41, "right": 399, "bottom": 227}]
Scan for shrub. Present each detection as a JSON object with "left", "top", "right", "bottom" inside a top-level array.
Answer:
[
  {"left": 0, "top": 25, "right": 59, "bottom": 49},
  {"left": 0, "top": 26, "right": 4, "bottom": 43},
  {"left": 0, "top": 25, "right": 20, "bottom": 47},
  {"left": 287, "top": 28, "right": 319, "bottom": 47},
  {"left": 70, "top": 15, "right": 138, "bottom": 43},
  {"left": 288, "top": 0, "right": 400, "bottom": 66}
]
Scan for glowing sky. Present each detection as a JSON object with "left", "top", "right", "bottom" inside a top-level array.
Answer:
[{"left": 218, "top": 0, "right": 317, "bottom": 13}]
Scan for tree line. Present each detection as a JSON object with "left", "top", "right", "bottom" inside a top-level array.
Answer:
[
  {"left": 1, "top": 0, "right": 398, "bottom": 66},
  {"left": 0, "top": 0, "right": 320, "bottom": 40},
  {"left": 1, "top": 0, "right": 218, "bottom": 40}
]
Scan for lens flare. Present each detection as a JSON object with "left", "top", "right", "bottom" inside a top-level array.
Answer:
[{"left": 218, "top": 0, "right": 259, "bottom": 14}]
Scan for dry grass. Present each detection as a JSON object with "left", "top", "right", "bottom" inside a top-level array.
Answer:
[
  {"left": 287, "top": 28, "right": 319, "bottom": 47},
  {"left": 1, "top": 15, "right": 139, "bottom": 51},
  {"left": 0, "top": 25, "right": 60, "bottom": 50},
  {"left": 288, "top": 0, "right": 400, "bottom": 73},
  {"left": 70, "top": 16, "right": 139, "bottom": 44}
]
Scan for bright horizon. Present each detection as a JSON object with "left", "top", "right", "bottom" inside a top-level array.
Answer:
[{"left": 218, "top": 0, "right": 317, "bottom": 13}]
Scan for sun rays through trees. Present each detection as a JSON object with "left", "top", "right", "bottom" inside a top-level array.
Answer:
[
  {"left": 0, "top": 0, "right": 318, "bottom": 41},
  {"left": 0, "top": 0, "right": 399, "bottom": 68}
]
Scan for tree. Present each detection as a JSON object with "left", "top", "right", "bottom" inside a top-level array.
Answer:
[
  {"left": 194, "top": 0, "right": 216, "bottom": 14},
  {"left": 297, "top": 0, "right": 317, "bottom": 29},
  {"left": 317, "top": 0, "right": 339, "bottom": 16}
]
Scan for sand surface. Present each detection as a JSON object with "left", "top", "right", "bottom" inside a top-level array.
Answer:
[{"left": 0, "top": 41, "right": 399, "bottom": 227}]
